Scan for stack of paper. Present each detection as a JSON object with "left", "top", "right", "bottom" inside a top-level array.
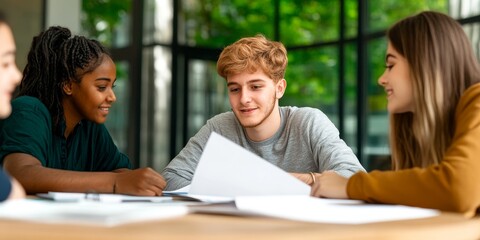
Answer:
[
  {"left": 37, "top": 192, "right": 184, "bottom": 203},
  {"left": 234, "top": 196, "right": 439, "bottom": 224},
  {"left": 0, "top": 198, "right": 188, "bottom": 227}
]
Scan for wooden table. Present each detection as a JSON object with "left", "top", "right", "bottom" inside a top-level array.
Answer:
[{"left": 0, "top": 211, "right": 479, "bottom": 240}]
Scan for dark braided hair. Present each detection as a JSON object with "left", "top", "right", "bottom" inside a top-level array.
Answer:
[{"left": 18, "top": 26, "right": 111, "bottom": 128}]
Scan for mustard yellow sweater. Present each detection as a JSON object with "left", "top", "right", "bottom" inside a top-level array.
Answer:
[{"left": 348, "top": 83, "right": 480, "bottom": 216}]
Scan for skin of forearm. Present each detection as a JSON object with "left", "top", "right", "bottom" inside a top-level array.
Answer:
[
  {"left": 5, "top": 163, "right": 116, "bottom": 194},
  {"left": 8, "top": 178, "right": 25, "bottom": 199},
  {"left": 290, "top": 172, "right": 315, "bottom": 185}
]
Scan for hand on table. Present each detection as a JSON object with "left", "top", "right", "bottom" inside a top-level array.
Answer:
[{"left": 114, "top": 167, "right": 166, "bottom": 196}]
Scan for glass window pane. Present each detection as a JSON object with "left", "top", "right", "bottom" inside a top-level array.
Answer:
[
  {"left": 144, "top": 0, "right": 173, "bottom": 44},
  {"left": 463, "top": 23, "right": 480, "bottom": 60},
  {"left": 81, "top": 0, "right": 132, "bottom": 48},
  {"left": 179, "top": 0, "right": 274, "bottom": 47},
  {"left": 104, "top": 61, "right": 129, "bottom": 153},
  {"left": 366, "top": 38, "right": 390, "bottom": 170},
  {"left": 187, "top": 60, "right": 230, "bottom": 138},
  {"left": 368, "top": 0, "right": 448, "bottom": 33},
  {"left": 344, "top": 43, "right": 357, "bottom": 153},
  {"left": 345, "top": 0, "right": 358, "bottom": 38},
  {"left": 282, "top": 47, "right": 339, "bottom": 124},
  {"left": 450, "top": 0, "right": 480, "bottom": 18},
  {"left": 279, "top": 0, "right": 339, "bottom": 45},
  {"left": 140, "top": 46, "right": 172, "bottom": 171}
]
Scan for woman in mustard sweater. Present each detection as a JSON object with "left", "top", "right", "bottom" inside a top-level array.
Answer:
[{"left": 312, "top": 11, "right": 480, "bottom": 216}]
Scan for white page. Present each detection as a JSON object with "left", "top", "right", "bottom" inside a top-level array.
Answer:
[
  {"left": 0, "top": 199, "right": 189, "bottom": 227},
  {"left": 37, "top": 192, "right": 173, "bottom": 203},
  {"left": 38, "top": 192, "right": 177, "bottom": 203},
  {"left": 234, "top": 196, "right": 440, "bottom": 224},
  {"left": 163, "top": 185, "right": 190, "bottom": 194},
  {"left": 189, "top": 132, "right": 310, "bottom": 198}
]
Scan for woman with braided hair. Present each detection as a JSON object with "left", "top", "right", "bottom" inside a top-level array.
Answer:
[{"left": 0, "top": 26, "right": 166, "bottom": 196}]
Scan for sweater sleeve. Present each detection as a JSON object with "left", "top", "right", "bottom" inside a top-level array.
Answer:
[
  {"left": 347, "top": 84, "right": 480, "bottom": 215},
  {"left": 161, "top": 120, "right": 213, "bottom": 191},
  {"left": 303, "top": 108, "right": 365, "bottom": 177}
]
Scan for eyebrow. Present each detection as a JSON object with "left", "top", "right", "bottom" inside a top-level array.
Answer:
[
  {"left": 95, "top": 77, "right": 116, "bottom": 82},
  {"left": 385, "top": 53, "right": 396, "bottom": 62},
  {"left": 227, "top": 79, "right": 266, "bottom": 87},
  {"left": 1, "top": 50, "right": 16, "bottom": 58}
]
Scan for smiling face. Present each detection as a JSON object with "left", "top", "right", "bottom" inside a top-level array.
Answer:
[
  {"left": 63, "top": 55, "right": 117, "bottom": 125},
  {"left": 0, "top": 23, "right": 22, "bottom": 118},
  {"left": 227, "top": 69, "right": 286, "bottom": 140},
  {"left": 378, "top": 42, "right": 414, "bottom": 113}
]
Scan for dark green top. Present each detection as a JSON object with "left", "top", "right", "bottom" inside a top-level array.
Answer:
[{"left": 0, "top": 96, "right": 131, "bottom": 171}]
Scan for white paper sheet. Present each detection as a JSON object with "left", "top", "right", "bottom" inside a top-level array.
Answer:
[
  {"left": 0, "top": 199, "right": 189, "bottom": 227},
  {"left": 189, "top": 132, "right": 310, "bottom": 198},
  {"left": 163, "top": 185, "right": 190, "bottom": 195},
  {"left": 234, "top": 196, "right": 440, "bottom": 224},
  {"left": 37, "top": 192, "right": 176, "bottom": 203}
]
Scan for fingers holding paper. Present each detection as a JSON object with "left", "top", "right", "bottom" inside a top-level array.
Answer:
[
  {"left": 310, "top": 170, "right": 349, "bottom": 199},
  {"left": 114, "top": 167, "right": 166, "bottom": 196}
]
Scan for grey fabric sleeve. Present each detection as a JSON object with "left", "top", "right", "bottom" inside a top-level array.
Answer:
[
  {"left": 296, "top": 108, "right": 365, "bottom": 177},
  {"left": 161, "top": 123, "right": 212, "bottom": 191}
]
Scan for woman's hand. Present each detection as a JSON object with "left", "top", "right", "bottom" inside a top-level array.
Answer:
[
  {"left": 114, "top": 167, "right": 166, "bottom": 196},
  {"left": 311, "top": 170, "right": 348, "bottom": 199}
]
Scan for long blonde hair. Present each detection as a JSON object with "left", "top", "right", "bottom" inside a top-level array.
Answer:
[{"left": 388, "top": 11, "right": 480, "bottom": 169}]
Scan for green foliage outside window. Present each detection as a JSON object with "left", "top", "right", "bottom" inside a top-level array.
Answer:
[
  {"left": 81, "top": 0, "right": 448, "bottom": 117},
  {"left": 368, "top": 0, "right": 447, "bottom": 32},
  {"left": 81, "top": 0, "right": 130, "bottom": 47},
  {"left": 180, "top": 0, "right": 274, "bottom": 47},
  {"left": 279, "top": 0, "right": 340, "bottom": 45},
  {"left": 179, "top": 0, "right": 448, "bottom": 115},
  {"left": 80, "top": 0, "right": 449, "bottom": 160}
]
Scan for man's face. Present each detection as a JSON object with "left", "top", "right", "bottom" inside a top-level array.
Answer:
[{"left": 226, "top": 69, "right": 285, "bottom": 131}]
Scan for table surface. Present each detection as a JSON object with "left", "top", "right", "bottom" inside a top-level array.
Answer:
[{"left": 1, "top": 211, "right": 480, "bottom": 240}]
